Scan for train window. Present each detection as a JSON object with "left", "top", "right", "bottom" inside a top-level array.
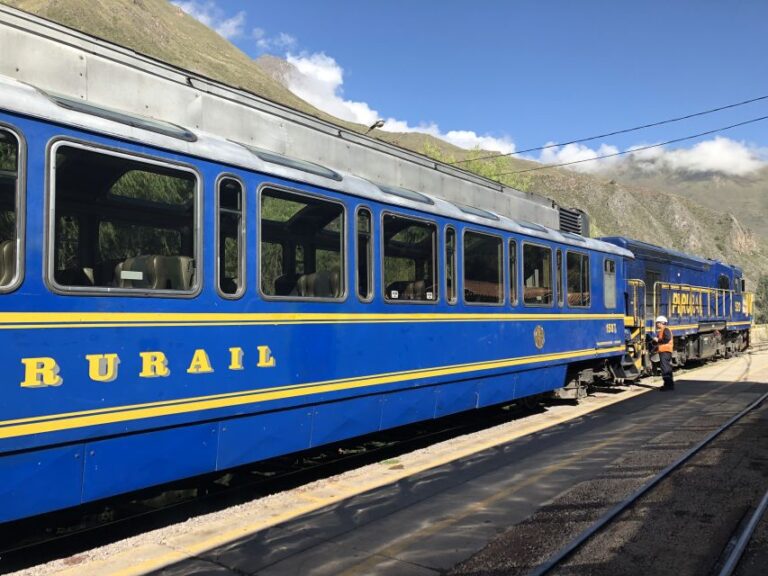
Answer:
[
  {"left": 49, "top": 142, "right": 198, "bottom": 294},
  {"left": 566, "top": 252, "right": 590, "bottom": 307},
  {"left": 45, "top": 91, "right": 198, "bottom": 142},
  {"left": 383, "top": 213, "right": 437, "bottom": 303},
  {"left": 217, "top": 177, "right": 244, "bottom": 298},
  {"left": 260, "top": 187, "right": 345, "bottom": 300},
  {"left": 523, "top": 243, "right": 553, "bottom": 306},
  {"left": 242, "top": 144, "right": 342, "bottom": 182},
  {"left": 455, "top": 203, "right": 499, "bottom": 221},
  {"left": 378, "top": 183, "right": 434, "bottom": 205},
  {"left": 604, "top": 258, "right": 617, "bottom": 308},
  {"left": 356, "top": 207, "right": 373, "bottom": 301},
  {"left": 718, "top": 274, "right": 730, "bottom": 291},
  {"left": 509, "top": 239, "right": 518, "bottom": 305},
  {"left": 556, "top": 249, "right": 564, "bottom": 306},
  {"left": 446, "top": 226, "right": 457, "bottom": 304},
  {"left": 464, "top": 230, "right": 503, "bottom": 304},
  {"left": 0, "top": 128, "right": 21, "bottom": 291}
]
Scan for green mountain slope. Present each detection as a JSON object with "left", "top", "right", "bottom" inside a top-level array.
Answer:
[
  {"left": 4, "top": 0, "right": 768, "bottom": 286},
  {"left": 603, "top": 166, "right": 768, "bottom": 242}
]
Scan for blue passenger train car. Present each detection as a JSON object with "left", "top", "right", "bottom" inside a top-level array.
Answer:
[
  {"left": 602, "top": 237, "right": 752, "bottom": 369},
  {"left": 0, "top": 77, "right": 636, "bottom": 523}
]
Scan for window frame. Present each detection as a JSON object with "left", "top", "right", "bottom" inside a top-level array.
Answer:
[
  {"left": 603, "top": 257, "right": 617, "bottom": 309},
  {"left": 522, "top": 241, "right": 554, "bottom": 308},
  {"left": 0, "top": 122, "right": 26, "bottom": 295},
  {"left": 380, "top": 210, "right": 439, "bottom": 305},
  {"left": 257, "top": 183, "right": 347, "bottom": 302},
  {"left": 556, "top": 248, "right": 564, "bottom": 307},
  {"left": 462, "top": 227, "right": 505, "bottom": 307},
  {"left": 445, "top": 224, "right": 457, "bottom": 305},
  {"left": 45, "top": 138, "right": 202, "bottom": 298},
  {"left": 509, "top": 238, "right": 518, "bottom": 306},
  {"left": 355, "top": 204, "right": 374, "bottom": 303},
  {"left": 215, "top": 173, "right": 246, "bottom": 300},
  {"left": 565, "top": 249, "right": 591, "bottom": 309}
]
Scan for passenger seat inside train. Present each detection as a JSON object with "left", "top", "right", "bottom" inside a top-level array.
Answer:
[
  {"left": 0, "top": 239, "right": 15, "bottom": 285},
  {"left": 114, "top": 255, "right": 195, "bottom": 290}
]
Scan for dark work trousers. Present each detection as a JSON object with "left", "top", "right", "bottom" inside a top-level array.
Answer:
[{"left": 659, "top": 351, "right": 674, "bottom": 389}]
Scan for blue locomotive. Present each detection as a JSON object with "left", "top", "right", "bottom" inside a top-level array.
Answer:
[
  {"left": 0, "top": 75, "right": 753, "bottom": 524},
  {"left": 601, "top": 237, "right": 752, "bottom": 372}
]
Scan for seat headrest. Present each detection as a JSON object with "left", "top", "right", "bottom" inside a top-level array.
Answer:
[
  {"left": 115, "top": 255, "right": 194, "bottom": 290},
  {"left": 0, "top": 240, "right": 15, "bottom": 286}
]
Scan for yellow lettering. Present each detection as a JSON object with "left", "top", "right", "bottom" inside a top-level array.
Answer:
[
  {"left": 671, "top": 293, "right": 679, "bottom": 316},
  {"left": 187, "top": 349, "right": 214, "bottom": 374},
  {"left": 257, "top": 345, "right": 276, "bottom": 368},
  {"left": 139, "top": 351, "right": 170, "bottom": 378},
  {"left": 228, "top": 347, "right": 244, "bottom": 370},
  {"left": 85, "top": 353, "right": 120, "bottom": 382},
  {"left": 20, "top": 357, "right": 63, "bottom": 388}
]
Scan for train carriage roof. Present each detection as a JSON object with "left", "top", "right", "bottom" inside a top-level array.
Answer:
[
  {"left": 0, "top": 75, "right": 633, "bottom": 258},
  {"left": 599, "top": 236, "right": 740, "bottom": 273}
]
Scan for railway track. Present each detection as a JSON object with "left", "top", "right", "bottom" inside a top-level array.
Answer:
[
  {"left": 528, "top": 372, "right": 768, "bottom": 576},
  {"left": 717, "top": 488, "right": 768, "bottom": 576}
]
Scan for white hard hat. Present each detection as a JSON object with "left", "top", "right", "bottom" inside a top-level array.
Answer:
[{"left": 655, "top": 315, "right": 668, "bottom": 324}]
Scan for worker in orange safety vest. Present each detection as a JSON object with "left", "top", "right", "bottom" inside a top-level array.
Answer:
[{"left": 652, "top": 315, "right": 674, "bottom": 390}]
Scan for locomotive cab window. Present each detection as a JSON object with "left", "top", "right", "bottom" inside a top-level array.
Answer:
[
  {"left": 49, "top": 142, "right": 198, "bottom": 294},
  {"left": 464, "top": 230, "right": 503, "bottom": 304},
  {"left": 383, "top": 213, "right": 437, "bottom": 302},
  {"left": 566, "top": 251, "right": 590, "bottom": 307},
  {"left": 604, "top": 258, "right": 617, "bottom": 308},
  {"left": 523, "top": 243, "right": 553, "bottom": 306},
  {"left": 0, "top": 128, "right": 20, "bottom": 290},
  {"left": 217, "top": 177, "right": 244, "bottom": 298},
  {"left": 260, "top": 188, "right": 345, "bottom": 300},
  {"left": 718, "top": 274, "right": 730, "bottom": 291}
]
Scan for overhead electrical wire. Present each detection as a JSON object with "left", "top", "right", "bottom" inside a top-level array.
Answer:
[
  {"left": 449, "top": 93, "right": 768, "bottom": 165},
  {"left": 494, "top": 114, "right": 768, "bottom": 176}
]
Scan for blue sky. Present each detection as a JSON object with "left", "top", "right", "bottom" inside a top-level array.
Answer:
[{"left": 173, "top": 1, "right": 768, "bottom": 175}]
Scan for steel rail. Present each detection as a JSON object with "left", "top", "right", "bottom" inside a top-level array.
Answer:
[
  {"left": 529, "top": 388, "right": 768, "bottom": 576},
  {"left": 718, "top": 487, "right": 768, "bottom": 576}
]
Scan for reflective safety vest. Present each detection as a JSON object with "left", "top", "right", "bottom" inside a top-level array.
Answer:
[{"left": 657, "top": 326, "right": 673, "bottom": 353}]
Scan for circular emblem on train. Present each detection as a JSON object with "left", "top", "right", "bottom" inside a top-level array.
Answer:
[{"left": 533, "top": 325, "right": 545, "bottom": 349}]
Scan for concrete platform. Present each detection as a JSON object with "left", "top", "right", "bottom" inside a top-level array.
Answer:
[{"left": 40, "top": 351, "right": 768, "bottom": 576}]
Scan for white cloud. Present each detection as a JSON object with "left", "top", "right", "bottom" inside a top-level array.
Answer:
[
  {"left": 253, "top": 28, "right": 297, "bottom": 52},
  {"left": 536, "top": 137, "right": 766, "bottom": 176},
  {"left": 652, "top": 137, "right": 765, "bottom": 176},
  {"left": 285, "top": 52, "right": 515, "bottom": 154},
  {"left": 537, "top": 142, "right": 621, "bottom": 173},
  {"left": 172, "top": 1, "right": 245, "bottom": 39}
]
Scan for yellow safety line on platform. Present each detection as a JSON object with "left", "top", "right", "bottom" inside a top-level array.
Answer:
[
  {"left": 88, "top": 355, "right": 768, "bottom": 576},
  {"left": 0, "top": 346, "right": 625, "bottom": 439}
]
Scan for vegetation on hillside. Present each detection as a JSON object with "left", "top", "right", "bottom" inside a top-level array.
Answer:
[
  {"left": 755, "top": 275, "right": 768, "bottom": 324},
  {"left": 421, "top": 142, "right": 534, "bottom": 192}
]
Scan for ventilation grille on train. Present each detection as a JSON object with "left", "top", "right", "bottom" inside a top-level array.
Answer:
[{"left": 559, "top": 207, "right": 590, "bottom": 236}]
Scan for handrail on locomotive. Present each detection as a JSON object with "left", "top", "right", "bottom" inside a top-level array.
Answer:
[{"left": 651, "top": 281, "right": 754, "bottom": 323}]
